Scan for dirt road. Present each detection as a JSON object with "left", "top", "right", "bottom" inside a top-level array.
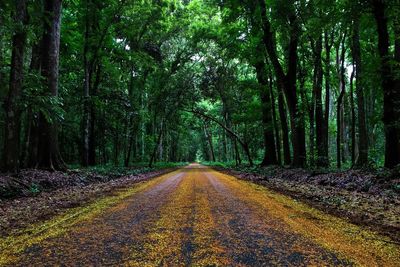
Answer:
[{"left": 1, "top": 164, "right": 399, "bottom": 266}]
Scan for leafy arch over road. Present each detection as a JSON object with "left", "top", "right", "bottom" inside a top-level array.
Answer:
[{"left": 0, "top": 0, "right": 399, "bottom": 170}]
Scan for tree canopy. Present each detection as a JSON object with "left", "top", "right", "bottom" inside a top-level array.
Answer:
[{"left": 0, "top": 0, "right": 399, "bottom": 172}]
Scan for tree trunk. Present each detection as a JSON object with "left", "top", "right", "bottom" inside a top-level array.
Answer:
[
  {"left": 25, "top": 44, "right": 42, "bottom": 168},
  {"left": 314, "top": 36, "right": 327, "bottom": 167},
  {"left": 204, "top": 123, "right": 216, "bottom": 162},
  {"left": 337, "top": 90, "right": 344, "bottom": 169},
  {"left": 269, "top": 73, "right": 281, "bottom": 165},
  {"left": 0, "top": 16, "right": 4, "bottom": 91},
  {"left": 36, "top": 0, "right": 66, "bottom": 170},
  {"left": 88, "top": 64, "right": 101, "bottom": 165},
  {"left": 82, "top": 0, "right": 91, "bottom": 166},
  {"left": 191, "top": 109, "right": 253, "bottom": 166},
  {"left": 350, "top": 65, "right": 356, "bottom": 166},
  {"left": 299, "top": 58, "right": 314, "bottom": 167},
  {"left": 258, "top": 0, "right": 306, "bottom": 166},
  {"left": 336, "top": 31, "right": 347, "bottom": 169},
  {"left": 372, "top": 0, "right": 400, "bottom": 168},
  {"left": 113, "top": 130, "right": 119, "bottom": 165},
  {"left": 323, "top": 31, "right": 333, "bottom": 167},
  {"left": 149, "top": 121, "right": 164, "bottom": 168},
  {"left": 278, "top": 89, "right": 291, "bottom": 165},
  {"left": 2, "top": 0, "right": 28, "bottom": 172},
  {"left": 395, "top": 6, "right": 400, "bottom": 165},
  {"left": 255, "top": 60, "right": 278, "bottom": 166},
  {"left": 234, "top": 138, "right": 241, "bottom": 166},
  {"left": 352, "top": 16, "right": 369, "bottom": 167},
  {"left": 82, "top": 0, "right": 98, "bottom": 167},
  {"left": 125, "top": 118, "right": 134, "bottom": 167}
]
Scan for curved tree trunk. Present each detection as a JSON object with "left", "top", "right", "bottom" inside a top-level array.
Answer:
[{"left": 191, "top": 109, "right": 253, "bottom": 166}]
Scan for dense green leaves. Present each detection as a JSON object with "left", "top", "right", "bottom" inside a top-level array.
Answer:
[{"left": 0, "top": 0, "right": 398, "bottom": 171}]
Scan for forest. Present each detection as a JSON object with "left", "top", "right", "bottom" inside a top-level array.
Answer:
[
  {"left": 1, "top": 0, "right": 400, "bottom": 265},
  {"left": 0, "top": 0, "right": 399, "bottom": 172}
]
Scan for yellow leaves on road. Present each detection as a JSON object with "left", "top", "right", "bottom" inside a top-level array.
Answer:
[
  {"left": 126, "top": 168, "right": 229, "bottom": 266},
  {"left": 0, "top": 170, "right": 180, "bottom": 266},
  {"left": 209, "top": 170, "right": 400, "bottom": 267},
  {"left": 1, "top": 166, "right": 399, "bottom": 267}
]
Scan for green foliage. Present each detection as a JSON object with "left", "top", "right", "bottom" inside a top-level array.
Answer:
[
  {"left": 0, "top": 0, "right": 397, "bottom": 171},
  {"left": 29, "top": 183, "right": 40, "bottom": 194},
  {"left": 82, "top": 162, "right": 188, "bottom": 177}
]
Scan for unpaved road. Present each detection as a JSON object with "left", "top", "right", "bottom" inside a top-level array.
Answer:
[{"left": 1, "top": 164, "right": 399, "bottom": 266}]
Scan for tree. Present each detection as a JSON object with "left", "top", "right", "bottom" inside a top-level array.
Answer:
[
  {"left": 352, "top": 7, "right": 369, "bottom": 167},
  {"left": 35, "top": 0, "right": 66, "bottom": 170},
  {"left": 314, "top": 36, "right": 327, "bottom": 167},
  {"left": 254, "top": 58, "right": 278, "bottom": 166},
  {"left": 0, "top": 0, "right": 398, "bottom": 171},
  {"left": 2, "top": 0, "right": 28, "bottom": 172},
  {"left": 257, "top": 0, "right": 306, "bottom": 167},
  {"left": 336, "top": 29, "right": 347, "bottom": 169},
  {"left": 372, "top": 0, "right": 400, "bottom": 168}
]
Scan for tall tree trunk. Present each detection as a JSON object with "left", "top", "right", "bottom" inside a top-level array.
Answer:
[
  {"left": 395, "top": 7, "right": 400, "bottom": 165},
  {"left": 323, "top": 31, "right": 333, "bottom": 167},
  {"left": 221, "top": 127, "right": 227, "bottom": 162},
  {"left": 82, "top": 0, "right": 91, "bottom": 166},
  {"left": 88, "top": 64, "right": 101, "bottom": 165},
  {"left": 299, "top": 62, "right": 314, "bottom": 167},
  {"left": 149, "top": 121, "right": 164, "bottom": 168},
  {"left": 113, "top": 130, "right": 119, "bottom": 165},
  {"left": 234, "top": 138, "right": 241, "bottom": 166},
  {"left": 258, "top": 0, "right": 306, "bottom": 166},
  {"left": 2, "top": 0, "right": 28, "bottom": 172},
  {"left": 124, "top": 117, "right": 134, "bottom": 167},
  {"left": 336, "top": 31, "right": 347, "bottom": 169},
  {"left": 82, "top": 1, "right": 101, "bottom": 167},
  {"left": 22, "top": 46, "right": 39, "bottom": 167},
  {"left": 25, "top": 44, "right": 41, "bottom": 168},
  {"left": 36, "top": 0, "right": 66, "bottom": 170},
  {"left": 278, "top": 89, "right": 291, "bottom": 165},
  {"left": 204, "top": 123, "right": 216, "bottom": 162},
  {"left": 269, "top": 73, "right": 281, "bottom": 165},
  {"left": 299, "top": 57, "right": 315, "bottom": 167},
  {"left": 0, "top": 16, "right": 4, "bottom": 92},
  {"left": 372, "top": 0, "right": 400, "bottom": 168},
  {"left": 350, "top": 65, "right": 356, "bottom": 166},
  {"left": 255, "top": 60, "right": 278, "bottom": 166},
  {"left": 337, "top": 92, "right": 345, "bottom": 169},
  {"left": 352, "top": 16, "right": 369, "bottom": 167},
  {"left": 314, "top": 36, "right": 327, "bottom": 167}
]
